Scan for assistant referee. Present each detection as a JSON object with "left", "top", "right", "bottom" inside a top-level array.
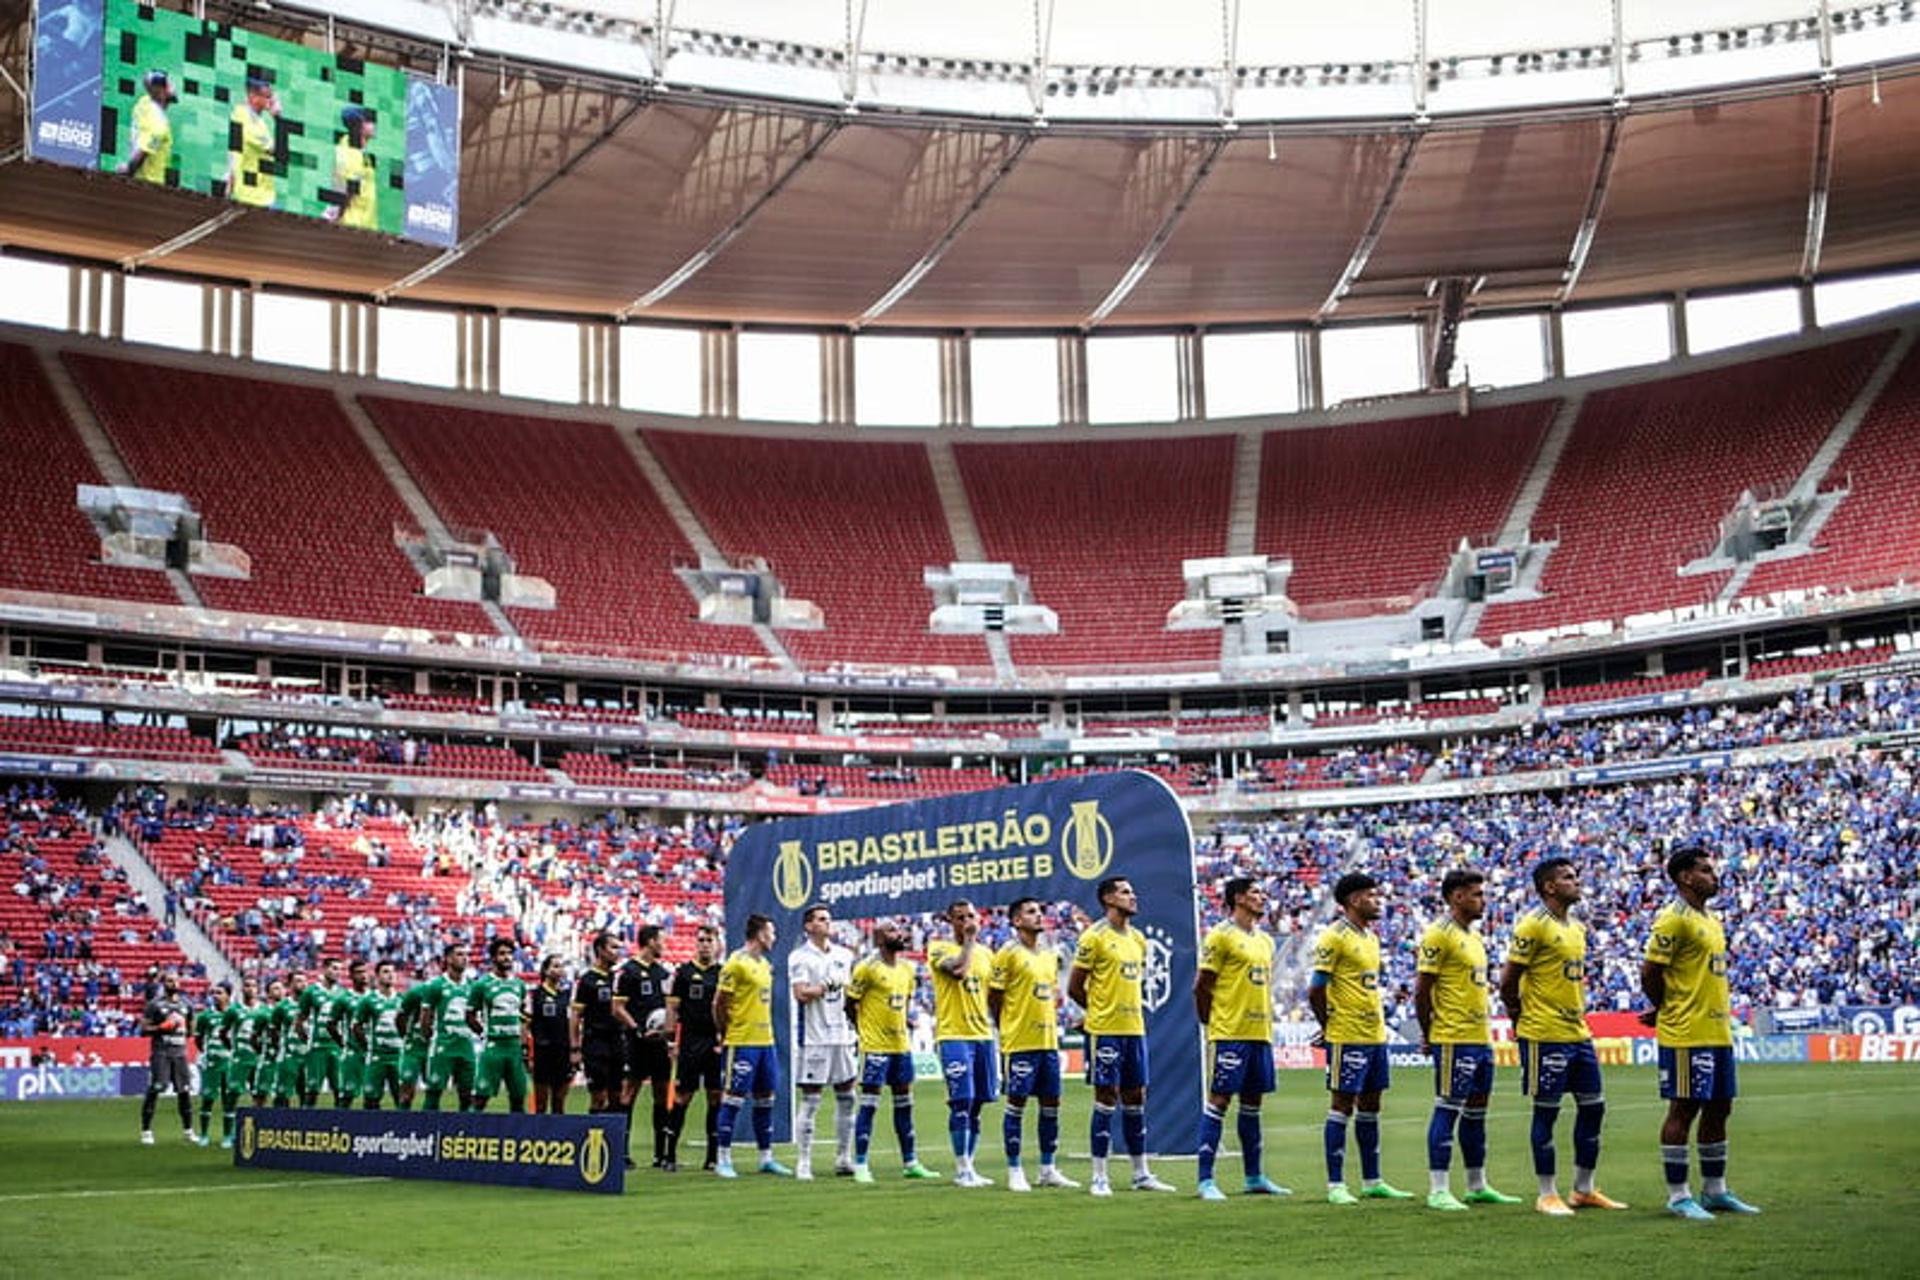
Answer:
[
  {"left": 571, "top": 930, "right": 636, "bottom": 1130},
  {"left": 530, "top": 955, "right": 573, "bottom": 1114}
]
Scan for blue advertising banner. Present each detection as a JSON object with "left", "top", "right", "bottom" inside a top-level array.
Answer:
[
  {"left": 29, "top": 0, "right": 105, "bottom": 167},
  {"left": 0, "top": 1064, "right": 147, "bottom": 1102},
  {"left": 402, "top": 77, "right": 460, "bottom": 247},
  {"left": 727, "top": 771, "right": 1201, "bottom": 1154},
  {"left": 232, "top": 1107, "right": 626, "bottom": 1194}
]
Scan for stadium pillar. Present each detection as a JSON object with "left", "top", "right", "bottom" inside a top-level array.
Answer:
[
  {"left": 1799, "top": 282, "right": 1818, "bottom": 332},
  {"left": 940, "top": 335, "right": 971, "bottom": 426},
  {"left": 1299, "top": 329, "right": 1322, "bottom": 410},
  {"left": 1176, "top": 332, "right": 1205, "bottom": 420},
  {"left": 702, "top": 328, "right": 738, "bottom": 418},
  {"left": 820, "top": 332, "right": 855, "bottom": 425},
  {"left": 1544, "top": 310, "right": 1566, "bottom": 380},
  {"left": 1669, "top": 292, "right": 1690, "bottom": 357},
  {"left": 1058, "top": 333, "right": 1088, "bottom": 425}
]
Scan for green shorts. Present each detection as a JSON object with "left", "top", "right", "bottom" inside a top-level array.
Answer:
[
  {"left": 304, "top": 1045, "right": 343, "bottom": 1097},
  {"left": 274, "top": 1055, "right": 305, "bottom": 1097},
  {"left": 198, "top": 1057, "right": 229, "bottom": 1100},
  {"left": 362, "top": 1054, "right": 404, "bottom": 1106},
  {"left": 399, "top": 1043, "right": 430, "bottom": 1087},
  {"left": 339, "top": 1051, "right": 364, "bottom": 1098},
  {"left": 423, "top": 1050, "right": 477, "bottom": 1096},
  {"left": 476, "top": 1041, "right": 529, "bottom": 1105},
  {"left": 228, "top": 1054, "right": 261, "bottom": 1096}
]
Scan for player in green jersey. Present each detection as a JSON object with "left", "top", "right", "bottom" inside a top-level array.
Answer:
[
  {"left": 229, "top": 977, "right": 272, "bottom": 1106},
  {"left": 191, "top": 985, "right": 234, "bottom": 1147},
  {"left": 406, "top": 943, "right": 479, "bottom": 1112},
  {"left": 269, "top": 973, "right": 307, "bottom": 1106},
  {"left": 397, "top": 971, "right": 436, "bottom": 1111},
  {"left": 468, "top": 938, "right": 531, "bottom": 1113},
  {"left": 355, "top": 960, "right": 409, "bottom": 1109},
  {"left": 298, "top": 959, "right": 352, "bottom": 1108},
  {"left": 333, "top": 959, "right": 372, "bottom": 1107}
]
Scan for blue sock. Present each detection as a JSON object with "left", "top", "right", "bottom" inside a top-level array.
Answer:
[
  {"left": 1197, "top": 1103, "right": 1225, "bottom": 1183},
  {"left": 1699, "top": 1140, "right": 1727, "bottom": 1188},
  {"left": 1324, "top": 1111, "right": 1349, "bottom": 1184},
  {"left": 1530, "top": 1103, "right": 1559, "bottom": 1177},
  {"left": 1428, "top": 1100, "right": 1461, "bottom": 1173},
  {"left": 1237, "top": 1105, "right": 1264, "bottom": 1180},
  {"left": 1459, "top": 1106, "right": 1488, "bottom": 1177},
  {"left": 1121, "top": 1104, "right": 1146, "bottom": 1157},
  {"left": 1661, "top": 1143, "right": 1690, "bottom": 1195},
  {"left": 892, "top": 1092, "right": 916, "bottom": 1164},
  {"left": 1091, "top": 1102, "right": 1114, "bottom": 1161},
  {"left": 715, "top": 1095, "right": 742, "bottom": 1157},
  {"left": 967, "top": 1101, "right": 983, "bottom": 1158},
  {"left": 855, "top": 1095, "right": 877, "bottom": 1162},
  {"left": 948, "top": 1100, "right": 970, "bottom": 1159},
  {"left": 1003, "top": 1102, "right": 1024, "bottom": 1168},
  {"left": 1572, "top": 1097, "right": 1604, "bottom": 1171},
  {"left": 751, "top": 1098, "right": 774, "bottom": 1156},
  {"left": 1355, "top": 1111, "right": 1381, "bottom": 1183},
  {"left": 1038, "top": 1105, "right": 1060, "bottom": 1164}
]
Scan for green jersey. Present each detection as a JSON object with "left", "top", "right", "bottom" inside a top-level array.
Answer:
[
  {"left": 193, "top": 1008, "right": 231, "bottom": 1061},
  {"left": 357, "top": 991, "right": 407, "bottom": 1056},
  {"left": 298, "top": 982, "right": 352, "bottom": 1048},
  {"left": 414, "top": 974, "right": 479, "bottom": 1058},
  {"left": 468, "top": 973, "right": 528, "bottom": 1043},
  {"left": 269, "top": 997, "right": 302, "bottom": 1059},
  {"left": 231, "top": 1001, "right": 270, "bottom": 1058}
]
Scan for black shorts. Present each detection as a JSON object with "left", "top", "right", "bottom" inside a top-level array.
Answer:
[
  {"left": 150, "top": 1049, "right": 190, "bottom": 1094},
  {"left": 532, "top": 1044, "right": 573, "bottom": 1089},
  {"left": 676, "top": 1038, "right": 724, "bottom": 1094},
  {"left": 627, "top": 1036, "right": 671, "bottom": 1087},
  {"left": 581, "top": 1038, "right": 623, "bottom": 1093}
]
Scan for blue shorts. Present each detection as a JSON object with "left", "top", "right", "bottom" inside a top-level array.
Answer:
[
  {"left": 939, "top": 1039, "right": 999, "bottom": 1105},
  {"left": 1208, "top": 1040, "right": 1277, "bottom": 1099},
  {"left": 1518, "top": 1039, "right": 1603, "bottom": 1102},
  {"left": 1326, "top": 1041, "right": 1391, "bottom": 1096},
  {"left": 1087, "top": 1033, "right": 1149, "bottom": 1090},
  {"left": 1658, "top": 1045, "right": 1737, "bottom": 1102},
  {"left": 1432, "top": 1043, "right": 1495, "bottom": 1100},
  {"left": 1003, "top": 1049, "right": 1063, "bottom": 1101},
  {"left": 723, "top": 1044, "right": 778, "bottom": 1097},
  {"left": 860, "top": 1051, "right": 915, "bottom": 1090}
]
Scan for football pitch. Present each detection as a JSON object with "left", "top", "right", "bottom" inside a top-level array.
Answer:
[{"left": 0, "top": 1064, "right": 1914, "bottom": 1278}]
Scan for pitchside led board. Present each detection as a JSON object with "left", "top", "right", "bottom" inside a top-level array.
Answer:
[
  {"left": 29, "top": 0, "right": 459, "bottom": 246},
  {"left": 727, "top": 770, "right": 1204, "bottom": 1154}
]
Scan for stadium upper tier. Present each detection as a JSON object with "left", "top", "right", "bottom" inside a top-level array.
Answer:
[{"left": 3, "top": 321, "right": 1919, "bottom": 690}]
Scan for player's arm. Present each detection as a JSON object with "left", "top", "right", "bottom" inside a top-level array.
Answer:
[
  {"left": 567, "top": 994, "right": 584, "bottom": 1060},
  {"left": 610, "top": 990, "right": 639, "bottom": 1033},
  {"left": 1306, "top": 935, "right": 1335, "bottom": 1038},
  {"left": 1192, "top": 967, "right": 1217, "bottom": 1026},
  {"left": 790, "top": 954, "right": 824, "bottom": 1004},
  {"left": 934, "top": 940, "right": 972, "bottom": 979},
  {"left": 1497, "top": 959, "right": 1525, "bottom": 1023},
  {"left": 140, "top": 1000, "right": 164, "bottom": 1035},
  {"left": 844, "top": 964, "right": 865, "bottom": 1025},
  {"left": 1066, "top": 963, "right": 1090, "bottom": 1011},
  {"left": 1638, "top": 961, "right": 1668, "bottom": 1029},
  {"left": 1413, "top": 971, "right": 1437, "bottom": 1049},
  {"left": 465, "top": 984, "right": 486, "bottom": 1037},
  {"left": 713, "top": 986, "right": 733, "bottom": 1042}
]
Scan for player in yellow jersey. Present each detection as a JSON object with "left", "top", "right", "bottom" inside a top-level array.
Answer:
[
  {"left": 1070, "top": 876, "right": 1175, "bottom": 1196},
  {"left": 712, "top": 914, "right": 792, "bottom": 1179},
  {"left": 846, "top": 921, "right": 939, "bottom": 1183},
  {"left": 1499, "top": 857, "right": 1627, "bottom": 1216},
  {"left": 119, "top": 71, "right": 174, "bottom": 185},
  {"left": 325, "top": 107, "right": 378, "bottom": 230},
  {"left": 225, "top": 77, "right": 279, "bottom": 209},
  {"left": 1415, "top": 869, "right": 1523, "bottom": 1212},
  {"left": 930, "top": 899, "right": 998, "bottom": 1187},
  {"left": 1642, "top": 845, "right": 1760, "bottom": 1219},
  {"left": 1311, "top": 872, "right": 1413, "bottom": 1204},
  {"left": 989, "top": 897, "right": 1077, "bottom": 1191},
  {"left": 1193, "top": 877, "right": 1288, "bottom": 1201}
]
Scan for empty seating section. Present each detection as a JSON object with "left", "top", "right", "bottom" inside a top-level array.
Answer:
[
  {"left": 235, "top": 734, "right": 546, "bottom": 782},
  {"left": 1741, "top": 343, "right": 1920, "bottom": 598},
  {"left": 362, "top": 399, "right": 763, "bottom": 662},
  {"left": 1257, "top": 403, "right": 1557, "bottom": 606},
  {"left": 558, "top": 754, "right": 746, "bottom": 791},
  {"left": 673, "top": 710, "right": 815, "bottom": 736},
  {"left": 955, "top": 437, "right": 1234, "bottom": 667},
  {"left": 764, "top": 764, "right": 1005, "bottom": 799},
  {"left": 0, "top": 714, "right": 219, "bottom": 762},
  {"left": 1747, "top": 645, "right": 1896, "bottom": 682},
  {"left": 384, "top": 691, "right": 492, "bottom": 715},
  {"left": 62, "top": 355, "right": 485, "bottom": 633},
  {"left": 1543, "top": 670, "right": 1709, "bottom": 705},
  {"left": 0, "top": 344, "right": 177, "bottom": 606},
  {"left": 644, "top": 432, "right": 990, "bottom": 670},
  {"left": 1481, "top": 335, "right": 1893, "bottom": 635},
  {"left": 848, "top": 718, "right": 1047, "bottom": 739}
]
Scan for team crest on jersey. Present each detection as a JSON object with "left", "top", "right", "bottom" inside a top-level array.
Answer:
[{"left": 1138, "top": 923, "right": 1176, "bottom": 1013}]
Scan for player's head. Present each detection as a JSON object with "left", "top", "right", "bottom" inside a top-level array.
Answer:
[
  {"left": 1222, "top": 876, "right": 1265, "bottom": 918},
  {"left": 1333, "top": 871, "right": 1381, "bottom": 922},
  {"left": 538, "top": 954, "right": 565, "bottom": 987},
  {"left": 872, "top": 919, "right": 905, "bottom": 955},
  {"left": 1096, "top": 877, "right": 1137, "bottom": 920},
  {"left": 488, "top": 937, "right": 515, "bottom": 972},
  {"left": 245, "top": 75, "right": 273, "bottom": 109},
  {"left": 745, "top": 913, "right": 776, "bottom": 952},
  {"left": 348, "top": 958, "right": 369, "bottom": 989},
  {"left": 1665, "top": 843, "right": 1720, "bottom": 899},
  {"left": 1532, "top": 856, "right": 1580, "bottom": 905},
  {"left": 288, "top": 970, "right": 307, "bottom": 992},
  {"left": 375, "top": 959, "right": 396, "bottom": 991},
  {"left": 160, "top": 968, "right": 180, "bottom": 994},
  {"left": 211, "top": 984, "right": 231, "bottom": 1008},
  {"left": 442, "top": 942, "right": 469, "bottom": 975},
  {"left": 802, "top": 904, "right": 832, "bottom": 943},
  {"left": 267, "top": 976, "right": 286, "bottom": 1000},
  {"left": 591, "top": 929, "right": 622, "bottom": 969},
  {"left": 1008, "top": 896, "right": 1044, "bottom": 937},
  {"left": 241, "top": 976, "right": 258, "bottom": 1001},
  {"left": 946, "top": 899, "right": 978, "bottom": 935},
  {"left": 322, "top": 957, "right": 341, "bottom": 983},
  {"left": 694, "top": 924, "right": 719, "bottom": 964},
  {"left": 1440, "top": 868, "right": 1487, "bottom": 922},
  {"left": 143, "top": 69, "right": 172, "bottom": 103},
  {"left": 340, "top": 105, "right": 374, "bottom": 146},
  {"left": 635, "top": 923, "right": 663, "bottom": 959}
]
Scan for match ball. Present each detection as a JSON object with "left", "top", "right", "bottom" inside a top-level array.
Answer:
[{"left": 644, "top": 1007, "right": 669, "bottom": 1035}]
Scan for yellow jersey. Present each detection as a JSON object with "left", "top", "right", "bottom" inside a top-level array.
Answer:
[
  {"left": 716, "top": 948, "right": 773, "bottom": 1047},
  {"left": 1198, "top": 921, "right": 1274, "bottom": 1043},
  {"left": 334, "top": 139, "right": 376, "bottom": 230},
  {"left": 1644, "top": 901, "right": 1732, "bottom": 1048},
  {"left": 1312, "top": 918, "right": 1386, "bottom": 1044},
  {"left": 847, "top": 955, "right": 914, "bottom": 1055},
  {"left": 1416, "top": 918, "right": 1491, "bottom": 1044},
  {"left": 229, "top": 103, "right": 274, "bottom": 207},
  {"left": 927, "top": 939, "right": 993, "bottom": 1041},
  {"left": 1072, "top": 920, "right": 1147, "bottom": 1036},
  {"left": 131, "top": 96, "right": 171, "bottom": 184},
  {"left": 989, "top": 941, "right": 1060, "bottom": 1054},
  {"left": 1508, "top": 906, "right": 1590, "bottom": 1043}
]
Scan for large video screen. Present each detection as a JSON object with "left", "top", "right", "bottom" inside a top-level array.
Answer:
[{"left": 30, "top": 0, "right": 459, "bottom": 247}]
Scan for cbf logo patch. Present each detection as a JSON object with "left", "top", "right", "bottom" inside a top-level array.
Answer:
[
  {"left": 1139, "top": 923, "right": 1176, "bottom": 1013},
  {"left": 773, "top": 840, "right": 813, "bottom": 911},
  {"left": 1060, "top": 801, "right": 1114, "bottom": 881}
]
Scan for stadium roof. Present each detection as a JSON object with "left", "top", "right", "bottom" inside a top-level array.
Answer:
[{"left": 2, "top": 3, "right": 1919, "bottom": 330}]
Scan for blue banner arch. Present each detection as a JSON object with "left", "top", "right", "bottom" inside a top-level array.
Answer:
[{"left": 725, "top": 770, "right": 1201, "bottom": 1154}]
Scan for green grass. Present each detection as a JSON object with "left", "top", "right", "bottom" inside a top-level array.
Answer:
[{"left": 1, "top": 1065, "right": 1916, "bottom": 1278}]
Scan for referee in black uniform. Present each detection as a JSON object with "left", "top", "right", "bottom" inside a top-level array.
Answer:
[
  {"left": 529, "top": 955, "right": 573, "bottom": 1114},
  {"left": 664, "top": 923, "right": 725, "bottom": 1172},
  {"left": 570, "top": 931, "right": 633, "bottom": 1126},
  {"left": 139, "top": 969, "right": 193, "bottom": 1144},
  {"left": 617, "top": 924, "right": 675, "bottom": 1168}
]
